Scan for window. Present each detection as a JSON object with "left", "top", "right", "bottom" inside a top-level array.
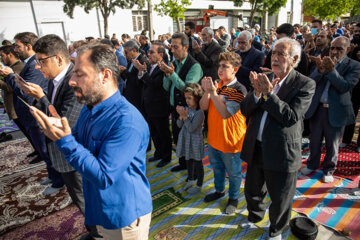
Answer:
[{"left": 132, "top": 11, "right": 148, "bottom": 32}]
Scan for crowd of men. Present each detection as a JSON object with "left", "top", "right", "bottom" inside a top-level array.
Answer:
[{"left": 0, "top": 18, "right": 359, "bottom": 240}]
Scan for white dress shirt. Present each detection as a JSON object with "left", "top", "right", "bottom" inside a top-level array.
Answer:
[{"left": 51, "top": 64, "right": 71, "bottom": 104}]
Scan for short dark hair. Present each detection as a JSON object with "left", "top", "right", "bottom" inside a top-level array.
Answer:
[
  {"left": 218, "top": 26, "right": 226, "bottom": 30},
  {"left": 111, "top": 39, "right": 120, "bottom": 46},
  {"left": 185, "top": 21, "right": 196, "bottom": 30},
  {"left": 77, "top": 44, "right": 120, "bottom": 84},
  {"left": 331, "top": 24, "right": 337, "bottom": 29},
  {"left": 14, "top": 32, "right": 38, "bottom": 47},
  {"left": 33, "top": 34, "right": 70, "bottom": 61},
  {"left": 121, "top": 33, "right": 130, "bottom": 39},
  {"left": 172, "top": 33, "right": 189, "bottom": 47},
  {"left": 2, "top": 40, "right": 11, "bottom": 46},
  {"left": 312, "top": 19, "right": 323, "bottom": 26},
  {"left": 151, "top": 42, "right": 165, "bottom": 54},
  {"left": 123, "top": 40, "right": 139, "bottom": 52},
  {"left": 356, "top": 23, "right": 360, "bottom": 28},
  {"left": 100, "top": 38, "right": 114, "bottom": 49},
  {"left": 293, "top": 24, "right": 301, "bottom": 28},
  {"left": 276, "top": 23, "right": 294, "bottom": 37},
  {"left": 0, "top": 45, "right": 17, "bottom": 57}
]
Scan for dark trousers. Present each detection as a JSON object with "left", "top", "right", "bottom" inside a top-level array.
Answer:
[
  {"left": 171, "top": 106, "right": 186, "bottom": 168},
  {"left": 342, "top": 91, "right": 360, "bottom": 146},
  {"left": 62, "top": 171, "right": 99, "bottom": 237},
  {"left": 26, "top": 124, "right": 63, "bottom": 188},
  {"left": 148, "top": 115, "right": 172, "bottom": 162},
  {"left": 187, "top": 159, "right": 204, "bottom": 186},
  {"left": 13, "top": 118, "right": 39, "bottom": 155},
  {"left": 308, "top": 106, "right": 344, "bottom": 175},
  {"left": 244, "top": 141, "right": 297, "bottom": 237}
]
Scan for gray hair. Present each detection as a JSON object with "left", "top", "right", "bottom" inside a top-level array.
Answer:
[
  {"left": 331, "top": 36, "right": 350, "bottom": 48},
  {"left": 123, "top": 39, "right": 139, "bottom": 52},
  {"left": 302, "top": 25, "right": 310, "bottom": 31},
  {"left": 238, "top": 30, "right": 252, "bottom": 42},
  {"left": 202, "top": 27, "right": 214, "bottom": 37},
  {"left": 248, "top": 29, "right": 255, "bottom": 37},
  {"left": 273, "top": 37, "right": 302, "bottom": 68}
]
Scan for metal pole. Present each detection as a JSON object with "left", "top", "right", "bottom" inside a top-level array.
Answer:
[{"left": 29, "top": 0, "right": 39, "bottom": 36}]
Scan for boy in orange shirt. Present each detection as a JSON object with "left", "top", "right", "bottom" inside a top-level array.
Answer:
[{"left": 200, "top": 52, "right": 247, "bottom": 214}]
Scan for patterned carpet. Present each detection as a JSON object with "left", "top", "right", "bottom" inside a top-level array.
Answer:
[
  {"left": 0, "top": 108, "right": 19, "bottom": 133},
  {"left": 0, "top": 165, "right": 72, "bottom": 235},
  {"left": 0, "top": 138, "right": 43, "bottom": 178}
]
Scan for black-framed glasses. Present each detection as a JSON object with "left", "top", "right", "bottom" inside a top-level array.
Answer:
[{"left": 35, "top": 55, "right": 57, "bottom": 65}]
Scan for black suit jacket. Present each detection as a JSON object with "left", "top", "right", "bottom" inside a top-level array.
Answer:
[
  {"left": 194, "top": 40, "right": 222, "bottom": 80},
  {"left": 121, "top": 53, "right": 148, "bottom": 111},
  {"left": 235, "top": 47, "right": 264, "bottom": 91},
  {"left": 240, "top": 70, "right": 315, "bottom": 172},
  {"left": 141, "top": 65, "right": 170, "bottom": 118}
]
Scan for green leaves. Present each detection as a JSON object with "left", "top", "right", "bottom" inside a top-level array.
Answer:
[
  {"left": 304, "top": 0, "right": 357, "bottom": 20},
  {"left": 154, "top": 0, "right": 192, "bottom": 20}
]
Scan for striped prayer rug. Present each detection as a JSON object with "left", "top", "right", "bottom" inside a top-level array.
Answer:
[{"left": 0, "top": 108, "right": 18, "bottom": 133}]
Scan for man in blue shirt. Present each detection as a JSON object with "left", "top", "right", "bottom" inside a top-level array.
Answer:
[{"left": 30, "top": 44, "right": 153, "bottom": 239}]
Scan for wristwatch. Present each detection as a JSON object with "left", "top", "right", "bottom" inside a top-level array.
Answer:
[{"left": 262, "top": 92, "right": 272, "bottom": 101}]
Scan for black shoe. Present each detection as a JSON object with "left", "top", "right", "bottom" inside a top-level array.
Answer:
[
  {"left": 171, "top": 165, "right": 187, "bottom": 172},
  {"left": 27, "top": 151, "right": 38, "bottom": 158},
  {"left": 0, "top": 133, "right": 12, "bottom": 142},
  {"left": 29, "top": 156, "right": 42, "bottom": 164},
  {"left": 148, "top": 157, "right": 161, "bottom": 162},
  {"left": 156, "top": 160, "right": 170, "bottom": 168},
  {"left": 204, "top": 192, "right": 225, "bottom": 202}
]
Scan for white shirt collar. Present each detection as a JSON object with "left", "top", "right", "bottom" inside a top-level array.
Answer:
[
  {"left": 53, "top": 64, "right": 71, "bottom": 86},
  {"left": 225, "top": 77, "right": 238, "bottom": 87},
  {"left": 23, "top": 54, "right": 34, "bottom": 64}
]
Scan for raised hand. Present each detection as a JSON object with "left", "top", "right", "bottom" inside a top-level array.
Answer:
[
  {"left": 132, "top": 59, "right": 147, "bottom": 72},
  {"left": 14, "top": 78, "right": 45, "bottom": 100},
  {"left": 192, "top": 39, "right": 202, "bottom": 54},
  {"left": 323, "top": 56, "right": 337, "bottom": 72}
]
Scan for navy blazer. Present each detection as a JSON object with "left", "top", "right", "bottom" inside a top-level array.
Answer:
[
  {"left": 305, "top": 56, "right": 360, "bottom": 127},
  {"left": 5, "top": 55, "right": 48, "bottom": 127},
  {"left": 235, "top": 47, "right": 264, "bottom": 91}
]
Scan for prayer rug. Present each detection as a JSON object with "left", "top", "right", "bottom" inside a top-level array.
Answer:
[
  {"left": 0, "top": 165, "right": 71, "bottom": 235},
  {"left": 0, "top": 138, "right": 43, "bottom": 178},
  {"left": 0, "top": 108, "right": 19, "bottom": 133},
  {"left": 152, "top": 188, "right": 186, "bottom": 218},
  {"left": 294, "top": 171, "right": 360, "bottom": 240},
  {"left": 0, "top": 205, "right": 85, "bottom": 240},
  {"left": 302, "top": 143, "right": 360, "bottom": 181}
]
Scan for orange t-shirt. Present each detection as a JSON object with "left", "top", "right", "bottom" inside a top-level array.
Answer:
[{"left": 207, "top": 80, "right": 247, "bottom": 153}]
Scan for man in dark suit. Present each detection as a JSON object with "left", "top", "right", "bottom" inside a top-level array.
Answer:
[
  {"left": 192, "top": 27, "right": 222, "bottom": 81},
  {"left": 120, "top": 40, "right": 148, "bottom": 112},
  {"left": 235, "top": 30, "right": 264, "bottom": 91},
  {"left": 133, "top": 42, "right": 172, "bottom": 168},
  {"left": 240, "top": 38, "right": 315, "bottom": 239},
  {"left": 0, "top": 32, "right": 63, "bottom": 190},
  {"left": 184, "top": 21, "right": 201, "bottom": 57},
  {"left": 302, "top": 36, "right": 360, "bottom": 182},
  {"left": 14, "top": 34, "right": 100, "bottom": 239}
]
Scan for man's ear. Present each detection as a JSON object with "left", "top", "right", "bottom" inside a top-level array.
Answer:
[
  {"left": 26, "top": 43, "right": 33, "bottom": 52},
  {"left": 293, "top": 55, "right": 299, "bottom": 65},
  {"left": 102, "top": 68, "right": 113, "bottom": 85}
]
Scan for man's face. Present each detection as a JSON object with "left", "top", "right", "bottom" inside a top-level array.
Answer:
[
  {"left": 218, "top": 29, "right": 225, "bottom": 35},
  {"left": 330, "top": 38, "right": 348, "bottom": 60},
  {"left": 69, "top": 51, "right": 104, "bottom": 106},
  {"left": 34, "top": 53, "right": 60, "bottom": 79},
  {"left": 184, "top": 26, "right": 192, "bottom": 37},
  {"left": 201, "top": 30, "right": 211, "bottom": 45},
  {"left": 139, "top": 36, "right": 147, "bottom": 46},
  {"left": 311, "top": 22, "right": 321, "bottom": 31},
  {"left": 170, "top": 38, "right": 187, "bottom": 61},
  {"left": 294, "top": 26, "right": 300, "bottom": 34},
  {"left": 353, "top": 26, "right": 360, "bottom": 40},
  {"left": 0, "top": 51, "right": 10, "bottom": 66},
  {"left": 124, "top": 47, "right": 137, "bottom": 61},
  {"left": 330, "top": 27, "right": 336, "bottom": 35},
  {"left": 218, "top": 60, "right": 238, "bottom": 81},
  {"left": 237, "top": 35, "right": 252, "bottom": 52},
  {"left": 14, "top": 40, "right": 29, "bottom": 61},
  {"left": 316, "top": 31, "right": 329, "bottom": 47},
  {"left": 148, "top": 45, "right": 161, "bottom": 64},
  {"left": 271, "top": 43, "right": 295, "bottom": 76}
]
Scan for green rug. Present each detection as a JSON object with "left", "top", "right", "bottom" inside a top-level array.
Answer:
[{"left": 152, "top": 188, "right": 186, "bottom": 218}]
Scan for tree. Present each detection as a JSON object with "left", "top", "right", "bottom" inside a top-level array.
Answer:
[
  {"left": 233, "top": 0, "right": 286, "bottom": 27},
  {"left": 303, "top": 0, "right": 357, "bottom": 21},
  {"left": 154, "top": 0, "right": 192, "bottom": 32},
  {"left": 63, "top": 0, "right": 145, "bottom": 36}
]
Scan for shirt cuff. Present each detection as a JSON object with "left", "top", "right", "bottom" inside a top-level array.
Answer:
[
  {"left": 253, "top": 92, "right": 261, "bottom": 103},
  {"left": 56, "top": 134, "right": 77, "bottom": 156}
]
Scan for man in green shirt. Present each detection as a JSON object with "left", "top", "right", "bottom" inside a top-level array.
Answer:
[{"left": 159, "top": 33, "right": 203, "bottom": 172}]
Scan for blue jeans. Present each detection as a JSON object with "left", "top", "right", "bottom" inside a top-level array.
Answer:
[{"left": 208, "top": 144, "right": 242, "bottom": 200}]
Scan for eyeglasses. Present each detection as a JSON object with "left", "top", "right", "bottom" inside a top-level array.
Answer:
[
  {"left": 35, "top": 55, "right": 57, "bottom": 65},
  {"left": 330, "top": 46, "right": 345, "bottom": 51}
]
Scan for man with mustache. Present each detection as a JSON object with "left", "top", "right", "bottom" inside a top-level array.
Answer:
[
  {"left": 240, "top": 38, "right": 315, "bottom": 239},
  {"left": 302, "top": 36, "right": 360, "bottom": 183}
]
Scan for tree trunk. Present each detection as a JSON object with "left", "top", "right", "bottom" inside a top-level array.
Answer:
[
  {"left": 249, "top": 1, "right": 258, "bottom": 27},
  {"left": 103, "top": 14, "right": 109, "bottom": 37},
  {"left": 176, "top": 17, "right": 182, "bottom": 32},
  {"left": 147, "top": 0, "right": 154, "bottom": 41}
]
